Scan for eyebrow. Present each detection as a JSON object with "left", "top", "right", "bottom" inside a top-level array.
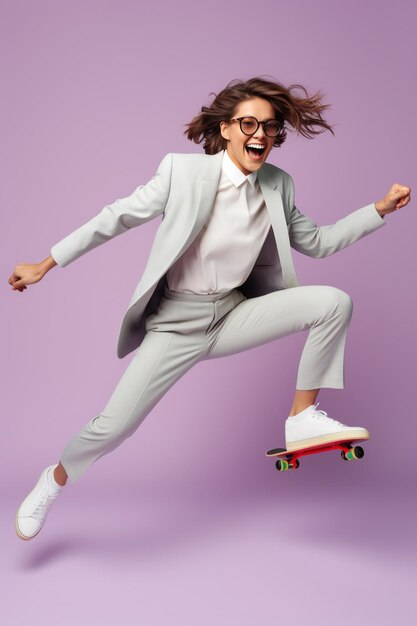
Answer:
[{"left": 238, "top": 116, "right": 276, "bottom": 121}]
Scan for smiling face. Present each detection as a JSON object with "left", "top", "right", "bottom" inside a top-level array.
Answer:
[{"left": 220, "top": 96, "right": 276, "bottom": 175}]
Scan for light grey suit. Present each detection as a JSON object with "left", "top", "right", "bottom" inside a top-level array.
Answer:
[
  {"left": 51, "top": 150, "right": 386, "bottom": 359},
  {"left": 53, "top": 151, "right": 387, "bottom": 483}
]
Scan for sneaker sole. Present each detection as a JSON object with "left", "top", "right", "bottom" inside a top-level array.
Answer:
[
  {"left": 286, "top": 429, "right": 370, "bottom": 452},
  {"left": 15, "top": 514, "right": 38, "bottom": 541}
]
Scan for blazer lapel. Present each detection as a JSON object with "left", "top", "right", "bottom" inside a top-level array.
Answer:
[
  {"left": 258, "top": 168, "right": 299, "bottom": 288},
  {"left": 174, "top": 151, "right": 223, "bottom": 260}
]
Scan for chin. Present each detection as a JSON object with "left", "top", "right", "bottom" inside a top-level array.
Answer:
[{"left": 246, "top": 160, "right": 264, "bottom": 171}]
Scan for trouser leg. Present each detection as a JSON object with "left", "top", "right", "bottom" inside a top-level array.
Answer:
[
  {"left": 60, "top": 328, "right": 206, "bottom": 484},
  {"left": 205, "top": 285, "right": 353, "bottom": 390},
  {"left": 59, "top": 284, "right": 352, "bottom": 483}
]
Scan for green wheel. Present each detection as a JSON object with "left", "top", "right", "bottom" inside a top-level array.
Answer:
[
  {"left": 276, "top": 459, "right": 289, "bottom": 472},
  {"left": 342, "top": 446, "right": 365, "bottom": 461}
]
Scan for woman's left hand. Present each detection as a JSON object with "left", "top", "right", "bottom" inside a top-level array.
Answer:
[{"left": 375, "top": 183, "right": 412, "bottom": 216}]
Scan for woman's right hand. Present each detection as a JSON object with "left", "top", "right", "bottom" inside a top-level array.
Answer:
[{"left": 8, "top": 256, "right": 57, "bottom": 292}]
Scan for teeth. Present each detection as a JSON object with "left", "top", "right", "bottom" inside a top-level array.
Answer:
[{"left": 246, "top": 144, "right": 265, "bottom": 150}]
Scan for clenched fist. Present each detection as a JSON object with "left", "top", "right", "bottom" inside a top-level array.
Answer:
[
  {"left": 375, "top": 184, "right": 412, "bottom": 216},
  {"left": 8, "top": 256, "right": 57, "bottom": 293}
]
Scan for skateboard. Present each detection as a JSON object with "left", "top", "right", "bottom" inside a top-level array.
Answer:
[{"left": 265, "top": 436, "right": 369, "bottom": 472}]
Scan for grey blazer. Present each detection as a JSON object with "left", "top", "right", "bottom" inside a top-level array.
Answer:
[{"left": 51, "top": 150, "right": 386, "bottom": 358}]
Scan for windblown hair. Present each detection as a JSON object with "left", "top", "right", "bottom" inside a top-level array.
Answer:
[{"left": 184, "top": 76, "right": 335, "bottom": 154}]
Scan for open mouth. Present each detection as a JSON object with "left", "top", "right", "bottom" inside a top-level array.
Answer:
[{"left": 245, "top": 143, "right": 266, "bottom": 160}]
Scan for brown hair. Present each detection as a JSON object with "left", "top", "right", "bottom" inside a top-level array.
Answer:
[{"left": 184, "top": 76, "right": 335, "bottom": 154}]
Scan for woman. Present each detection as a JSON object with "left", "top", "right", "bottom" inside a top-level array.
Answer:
[{"left": 9, "top": 77, "right": 411, "bottom": 540}]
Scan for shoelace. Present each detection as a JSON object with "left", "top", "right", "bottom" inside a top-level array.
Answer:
[
  {"left": 30, "top": 487, "right": 60, "bottom": 520},
  {"left": 310, "top": 403, "right": 344, "bottom": 427}
]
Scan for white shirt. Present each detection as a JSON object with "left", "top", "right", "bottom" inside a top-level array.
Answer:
[{"left": 167, "top": 150, "right": 272, "bottom": 294}]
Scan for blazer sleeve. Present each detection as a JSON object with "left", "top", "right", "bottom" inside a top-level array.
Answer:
[
  {"left": 287, "top": 176, "right": 387, "bottom": 259},
  {"left": 50, "top": 153, "right": 173, "bottom": 267}
]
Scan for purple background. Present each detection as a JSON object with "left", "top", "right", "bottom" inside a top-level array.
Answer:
[{"left": 2, "top": 0, "right": 416, "bottom": 624}]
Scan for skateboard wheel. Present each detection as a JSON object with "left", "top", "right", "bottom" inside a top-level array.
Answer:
[
  {"left": 343, "top": 446, "right": 365, "bottom": 461},
  {"left": 276, "top": 459, "right": 289, "bottom": 472},
  {"left": 341, "top": 451, "right": 348, "bottom": 461},
  {"left": 292, "top": 459, "right": 300, "bottom": 469},
  {"left": 352, "top": 445, "right": 364, "bottom": 460}
]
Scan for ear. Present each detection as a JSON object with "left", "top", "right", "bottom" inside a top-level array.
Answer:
[{"left": 220, "top": 121, "right": 230, "bottom": 141}]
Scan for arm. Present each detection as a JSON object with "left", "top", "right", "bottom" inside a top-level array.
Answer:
[
  {"left": 51, "top": 153, "right": 172, "bottom": 267},
  {"left": 8, "top": 154, "right": 172, "bottom": 292},
  {"left": 288, "top": 201, "right": 386, "bottom": 259},
  {"left": 287, "top": 177, "right": 387, "bottom": 259}
]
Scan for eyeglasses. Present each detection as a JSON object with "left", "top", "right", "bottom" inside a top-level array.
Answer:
[{"left": 229, "top": 116, "right": 282, "bottom": 138}]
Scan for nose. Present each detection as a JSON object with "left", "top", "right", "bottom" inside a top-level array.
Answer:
[{"left": 253, "top": 123, "right": 266, "bottom": 140}]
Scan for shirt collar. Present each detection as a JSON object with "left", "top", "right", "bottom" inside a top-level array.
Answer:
[{"left": 222, "top": 150, "right": 258, "bottom": 190}]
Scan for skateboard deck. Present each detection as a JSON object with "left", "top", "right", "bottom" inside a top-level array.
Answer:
[{"left": 265, "top": 435, "right": 369, "bottom": 472}]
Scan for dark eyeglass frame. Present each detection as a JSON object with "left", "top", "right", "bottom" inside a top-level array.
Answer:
[{"left": 229, "top": 116, "right": 282, "bottom": 137}]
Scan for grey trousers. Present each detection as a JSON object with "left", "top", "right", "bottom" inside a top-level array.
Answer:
[{"left": 60, "top": 285, "right": 353, "bottom": 483}]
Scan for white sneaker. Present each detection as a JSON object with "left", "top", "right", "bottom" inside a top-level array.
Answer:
[
  {"left": 16, "top": 465, "right": 63, "bottom": 540},
  {"left": 285, "top": 403, "right": 370, "bottom": 451}
]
